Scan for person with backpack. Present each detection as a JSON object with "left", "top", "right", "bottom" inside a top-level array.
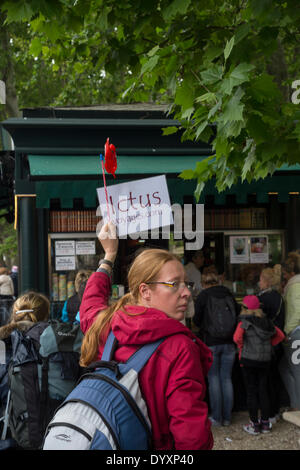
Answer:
[
  {"left": 61, "top": 270, "right": 92, "bottom": 323},
  {"left": 233, "top": 295, "right": 285, "bottom": 435},
  {"left": 0, "top": 291, "right": 50, "bottom": 446},
  {"left": 44, "top": 222, "right": 213, "bottom": 451},
  {"left": 0, "top": 291, "right": 83, "bottom": 449},
  {"left": 193, "top": 271, "right": 240, "bottom": 427},
  {"left": 257, "top": 267, "right": 285, "bottom": 424}
]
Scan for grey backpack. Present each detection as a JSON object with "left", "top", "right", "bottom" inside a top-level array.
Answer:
[{"left": 7, "top": 320, "right": 83, "bottom": 449}]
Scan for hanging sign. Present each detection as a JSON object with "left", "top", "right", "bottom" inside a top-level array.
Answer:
[
  {"left": 55, "top": 256, "right": 76, "bottom": 271},
  {"left": 75, "top": 240, "right": 96, "bottom": 255},
  {"left": 55, "top": 240, "right": 75, "bottom": 256},
  {"left": 97, "top": 175, "right": 174, "bottom": 237}
]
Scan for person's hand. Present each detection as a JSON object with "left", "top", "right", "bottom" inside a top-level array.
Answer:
[{"left": 98, "top": 222, "right": 119, "bottom": 262}]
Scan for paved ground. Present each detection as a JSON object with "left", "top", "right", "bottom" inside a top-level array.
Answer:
[{"left": 212, "top": 411, "right": 300, "bottom": 450}]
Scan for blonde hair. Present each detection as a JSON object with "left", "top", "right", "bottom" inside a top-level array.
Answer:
[
  {"left": 75, "top": 270, "right": 92, "bottom": 293},
  {"left": 80, "top": 248, "right": 179, "bottom": 367},
  {"left": 260, "top": 267, "right": 281, "bottom": 290},
  {"left": 0, "top": 267, "right": 9, "bottom": 275},
  {"left": 240, "top": 306, "right": 264, "bottom": 318},
  {"left": 0, "top": 291, "right": 50, "bottom": 339}
]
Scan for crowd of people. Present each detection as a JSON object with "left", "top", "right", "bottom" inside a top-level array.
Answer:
[
  {"left": 186, "top": 249, "right": 300, "bottom": 436},
  {"left": 0, "top": 237, "right": 300, "bottom": 449}
]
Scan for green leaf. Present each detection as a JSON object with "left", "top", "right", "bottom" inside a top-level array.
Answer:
[
  {"left": 231, "top": 63, "right": 255, "bottom": 81},
  {"left": 217, "top": 119, "right": 244, "bottom": 139},
  {"left": 162, "top": 126, "right": 179, "bottom": 136},
  {"left": 175, "top": 81, "right": 194, "bottom": 110},
  {"left": 249, "top": 73, "right": 281, "bottom": 103},
  {"left": 221, "top": 87, "right": 245, "bottom": 122},
  {"left": 224, "top": 36, "right": 235, "bottom": 61},
  {"left": 200, "top": 65, "right": 223, "bottom": 85},
  {"left": 162, "top": 0, "right": 191, "bottom": 21},
  {"left": 241, "top": 144, "right": 256, "bottom": 181},
  {"left": 42, "top": 21, "right": 61, "bottom": 42},
  {"left": 194, "top": 180, "right": 206, "bottom": 202},
  {"left": 140, "top": 55, "right": 159, "bottom": 75},
  {"left": 234, "top": 23, "right": 251, "bottom": 44},
  {"left": 179, "top": 169, "right": 195, "bottom": 180},
  {"left": 148, "top": 45, "right": 160, "bottom": 57},
  {"left": 203, "top": 45, "right": 223, "bottom": 63},
  {"left": 2, "top": 1, "right": 34, "bottom": 23},
  {"left": 208, "top": 100, "right": 222, "bottom": 120},
  {"left": 74, "top": 62, "right": 85, "bottom": 74},
  {"left": 220, "top": 63, "right": 255, "bottom": 95},
  {"left": 29, "top": 38, "right": 42, "bottom": 57},
  {"left": 182, "top": 107, "right": 194, "bottom": 120},
  {"left": 195, "top": 121, "right": 208, "bottom": 139},
  {"left": 196, "top": 92, "right": 216, "bottom": 103},
  {"left": 195, "top": 159, "right": 209, "bottom": 174}
]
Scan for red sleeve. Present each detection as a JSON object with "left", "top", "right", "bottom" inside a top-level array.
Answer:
[
  {"left": 79, "top": 271, "right": 111, "bottom": 334},
  {"left": 233, "top": 322, "right": 244, "bottom": 360},
  {"left": 271, "top": 326, "right": 286, "bottom": 346},
  {"left": 165, "top": 338, "right": 213, "bottom": 450}
]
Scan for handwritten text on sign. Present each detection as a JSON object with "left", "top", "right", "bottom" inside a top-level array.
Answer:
[{"left": 97, "top": 175, "right": 174, "bottom": 237}]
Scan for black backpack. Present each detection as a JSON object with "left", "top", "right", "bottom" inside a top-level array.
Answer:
[
  {"left": 204, "top": 295, "right": 237, "bottom": 340},
  {"left": 7, "top": 320, "right": 83, "bottom": 449}
]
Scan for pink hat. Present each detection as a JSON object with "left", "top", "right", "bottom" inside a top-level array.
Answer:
[{"left": 242, "top": 295, "right": 260, "bottom": 310}]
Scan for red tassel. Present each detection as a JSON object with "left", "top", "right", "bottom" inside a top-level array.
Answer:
[{"left": 104, "top": 137, "right": 117, "bottom": 178}]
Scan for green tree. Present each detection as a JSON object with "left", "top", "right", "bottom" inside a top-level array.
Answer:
[
  {"left": 0, "top": 209, "right": 18, "bottom": 267},
  {"left": 2, "top": 0, "right": 300, "bottom": 198}
]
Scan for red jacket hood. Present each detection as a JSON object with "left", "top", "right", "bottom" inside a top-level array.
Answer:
[{"left": 111, "top": 305, "right": 212, "bottom": 377}]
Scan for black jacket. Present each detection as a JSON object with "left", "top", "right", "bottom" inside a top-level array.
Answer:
[
  {"left": 257, "top": 288, "right": 285, "bottom": 331},
  {"left": 194, "top": 285, "right": 241, "bottom": 346}
]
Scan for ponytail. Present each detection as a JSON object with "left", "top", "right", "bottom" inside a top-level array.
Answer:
[
  {"left": 0, "top": 291, "right": 49, "bottom": 340},
  {"left": 80, "top": 293, "right": 133, "bottom": 367}
]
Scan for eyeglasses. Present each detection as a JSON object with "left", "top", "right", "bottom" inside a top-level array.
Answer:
[{"left": 146, "top": 281, "right": 194, "bottom": 292}]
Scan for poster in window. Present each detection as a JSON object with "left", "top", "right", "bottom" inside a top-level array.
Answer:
[
  {"left": 55, "top": 256, "right": 76, "bottom": 271},
  {"left": 250, "top": 236, "right": 269, "bottom": 263},
  {"left": 230, "top": 236, "right": 249, "bottom": 264},
  {"left": 55, "top": 240, "right": 75, "bottom": 256},
  {"left": 75, "top": 240, "right": 96, "bottom": 255}
]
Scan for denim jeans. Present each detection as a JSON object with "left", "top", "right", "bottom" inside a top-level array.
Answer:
[{"left": 207, "top": 343, "right": 236, "bottom": 423}]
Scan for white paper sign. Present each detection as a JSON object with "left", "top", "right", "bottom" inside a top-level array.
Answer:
[
  {"left": 97, "top": 175, "right": 174, "bottom": 237},
  {"left": 55, "top": 240, "right": 75, "bottom": 256},
  {"left": 230, "top": 236, "right": 249, "bottom": 264},
  {"left": 55, "top": 256, "right": 76, "bottom": 271},
  {"left": 250, "top": 236, "right": 269, "bottom": 264},
  {"left": 76, "top": 240, "right": 96, "bottom": 255}
]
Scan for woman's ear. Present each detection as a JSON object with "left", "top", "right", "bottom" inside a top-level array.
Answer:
[{"left": 139, "top": 283, "right": 152, "bottom": 303}]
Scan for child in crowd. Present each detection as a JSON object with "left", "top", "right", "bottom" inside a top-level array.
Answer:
[{"left": 233, "top": 295, "right": 285, "bottom": 435}]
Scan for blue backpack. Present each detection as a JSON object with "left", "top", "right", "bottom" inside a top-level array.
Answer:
[{"left": 43, "top": 331, "right": 163, "bottom": 450}]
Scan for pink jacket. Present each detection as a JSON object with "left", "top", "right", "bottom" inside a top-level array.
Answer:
[{"left": 80, "top": 272, "right": 213, "bottom": 450}]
